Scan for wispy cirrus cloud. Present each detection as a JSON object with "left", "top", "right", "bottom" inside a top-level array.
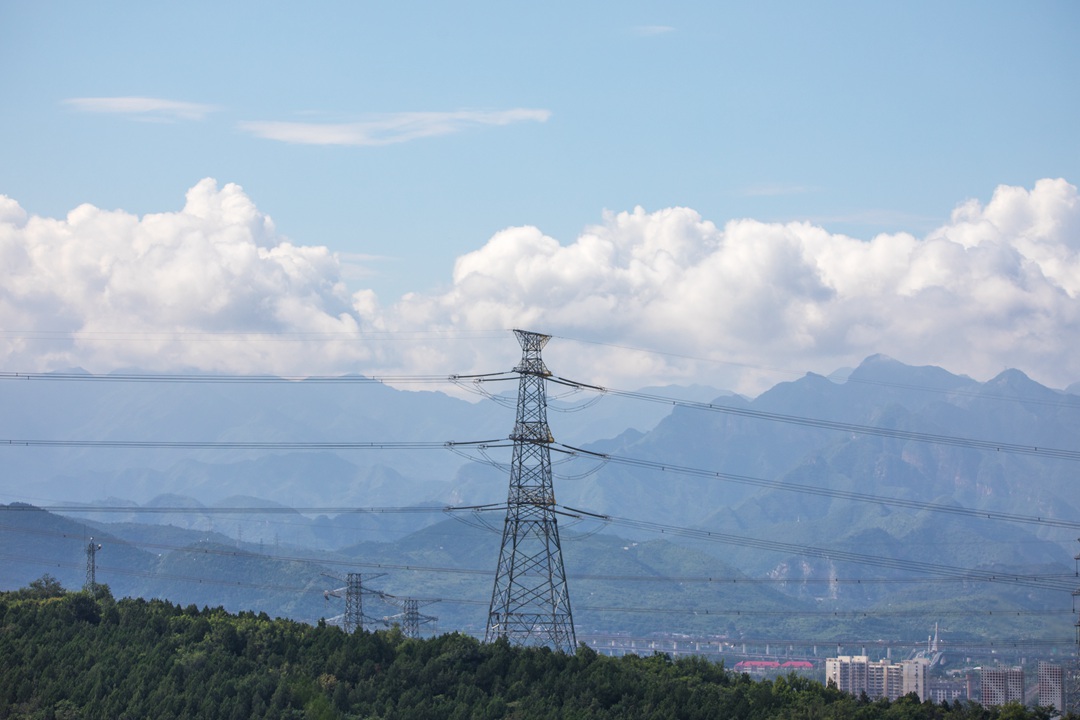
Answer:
[
  {"left": 64, "top": 96, "right": 218, "bottom": 122},
  {"left": 237, "top": 109, "right": 552, "bottom": 146}
]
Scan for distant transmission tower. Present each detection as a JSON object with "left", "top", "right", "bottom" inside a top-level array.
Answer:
[
  {"left": 382, "top": 596, "right": 439, "bottom": 639},
  {"left": 324, "top": 572, "right": 383, "bottom": 633},
  {"left": 486, "top": 329, "right": 576, "bottom": 653},
  {"left": 84, "top": 538, "right": 102, "bottom": 593},
  {"left": 345, "top": 572, "right": 363, "bottom": 633}
]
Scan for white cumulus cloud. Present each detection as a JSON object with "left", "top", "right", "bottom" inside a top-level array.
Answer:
[
  {"left": 0, "top": 179, "right": 371, "bottom": 375},
  {"left": 2, "top": 178, "right": 1079, "bottom": 394},
  {"left": 385, "top": 178, "right": 1080, "bottom": 393}
]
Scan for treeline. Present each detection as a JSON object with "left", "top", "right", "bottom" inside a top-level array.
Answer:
[{"left": 0, "top": 580, "right": 1067, "bottom": 720}]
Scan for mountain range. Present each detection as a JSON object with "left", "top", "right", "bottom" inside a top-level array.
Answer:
[{"left": 1, "top": 355, "right": 1076, "bottom": 646}]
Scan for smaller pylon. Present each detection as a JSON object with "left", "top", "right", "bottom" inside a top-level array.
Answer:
[
  {"left": 84, "top": 538, "right": 102, "bottom": 593},
  {"left": 381, "top": 595, "right": 439, "bottom": 639},
  {"left": 323, "top": 572, "right": 385, "bottom": 633},
  {"left": 344, "top": 573, "right": 363, "bottom": 633}
]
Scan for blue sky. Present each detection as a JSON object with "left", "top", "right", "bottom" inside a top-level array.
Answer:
[{"left": 1, "top": 1, "right": 1079, "bottom": 392}]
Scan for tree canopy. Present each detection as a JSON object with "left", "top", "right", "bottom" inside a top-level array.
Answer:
[{"left": 0, "top": 580, "right": 1070, "bottom": 720}]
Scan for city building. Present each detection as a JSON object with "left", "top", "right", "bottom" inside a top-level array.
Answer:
[
  {"left": 827, "top": 656, "right": 869, "bottom": 696},
  {"left": 981, "top": 667, "right": 1024, "bottom": 707},
  {"left": 1037, "top": 662, "right": 1064, "bottom": 713},
  {"left": 927, "top": 678, "right": 968, "bottom": 703},
  {"left": 901, "top": 658, "right": 929, "bottom": 701},
  {"left": 825, "top": 656, "right": 929, "bottom": 701}
]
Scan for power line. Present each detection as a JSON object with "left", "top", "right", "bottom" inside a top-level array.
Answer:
[
  {"left": 0, "top": 552, "right": 1070, "bottom": 624},
  {"left": 7, "top": 369, "right": 1077, "bottom": 462},
  {"left": 0, "top": 329, "right": 510, "bottom": 344},
  {"left": 4, "top": 431, "right": 1078, "bottom": 533},
  {"left": 10, "top": 329, "right": 1078, "bottom": 413},
  {"left": 589, "top": 512, "right": 1077, "bottom": 593},
  {"left": 0, "top": 552, "right": 1067, "bottom": 643},
  {"left": 543, "top": 378, "right": 1080, "bottom": 462},
  {"left": 0, "top": 371, "right": 454, "bottom": 385},
  {"left": 2, "top": 516, "right": 1072, "bottom": 591},
  {"left": 6, "top": 504, "right": 447, "bottom": 515},
  {"left": 551, "top": 333, "right": 1080, "bottom": 412},
  {"left": 553, "top": 443, "right": 1080, "bottom": 531},
  {"left": 1, "top": 439, "right": 497, "bottom": 451},
  {"left": 7, "top": 496, "right": 1078, "bottom": 590}
]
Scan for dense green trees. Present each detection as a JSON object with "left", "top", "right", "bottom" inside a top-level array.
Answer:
[{"left": 0, "top": 580, "right": 1070, "bottom": 719}]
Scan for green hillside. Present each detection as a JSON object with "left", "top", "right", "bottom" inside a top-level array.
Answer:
[
  {"left": 0, "top": 584, "right": 1065, "bottom": 720},
  {"left": 2, "top": 504, "right": 1071, "bottom": 647}
]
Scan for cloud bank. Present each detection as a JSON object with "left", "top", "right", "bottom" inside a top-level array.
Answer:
[
  {"left": 0, "top": 179, "right": 367, "bottom": 375},
  {"left": 238, "top": 109, "right": 552, "bottom": 146},
  {"left": 2, "top": 178, "right": 1078, "bottom": 393}
]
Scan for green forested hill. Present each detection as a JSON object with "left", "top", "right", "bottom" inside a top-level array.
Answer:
[{"left": 0, "top": 586, "right": 1065, "bottom": 720}]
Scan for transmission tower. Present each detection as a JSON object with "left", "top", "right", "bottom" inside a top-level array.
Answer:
[
  {"left": 84, "top": 538, "right": 102, "bottom": 593},
  {"left": 382, "top": 596, "right": 439, "bottom": 639},
  {"left": 323, "top": 572, "right": 384, "bottom": 633},
  {"left": 486, "top": 329, "right": 576, "bottom": 653},
  {"left": 345, "top": 573, "right": 363, "bottom": 633}
]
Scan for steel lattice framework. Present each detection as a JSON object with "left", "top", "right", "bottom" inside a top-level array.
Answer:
[
  {"left": 85, "top": 538, "right": 101, "bottom": 593},
  {"left": 383, "top": 596, "right": 438, "bottom": 639},
  {"left": 324, "top": 571, "right": 373, "bottom": 633},
  {"left": 486, "top": 330, "right": 576, "bottom": 653},
  {"left": 402, "top": 598, "right": 421, "bottom": 639},
  {"left": 344, "top": 572, "right": 363, "bottom": 634}
]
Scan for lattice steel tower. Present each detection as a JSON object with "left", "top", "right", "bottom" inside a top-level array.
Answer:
[
  {"left": 324, "top": 571, "right": 375, "bottom": 633},
  {"left": 383, "top": 596, "right": 438, "bottom": 639},
  {"left": 486, "top": 329, "right": 576, "bottom": 652},
  {"left": 84, "top": 538, "right": 102, "bottom": 593},
  {"left": 344, "top": 572, "right": 363, "bottom": 634}
]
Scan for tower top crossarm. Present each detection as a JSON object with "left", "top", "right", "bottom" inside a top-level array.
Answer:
[{"left": 513, "top": 329, "right": 551, "bottom": 377}]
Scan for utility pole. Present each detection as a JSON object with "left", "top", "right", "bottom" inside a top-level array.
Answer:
[
  {"left": 486, "top": 329, "right": 576, "bottom": 653},
  {"left": 84, "top": 537, "right": 102, "bottom": 593}
]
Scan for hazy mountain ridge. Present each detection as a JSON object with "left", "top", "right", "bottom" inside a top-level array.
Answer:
[{"left": 1, "top": 355, "right": 1076, "bottom": 642}]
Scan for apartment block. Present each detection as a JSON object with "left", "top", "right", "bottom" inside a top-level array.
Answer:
[
  {"left": 825, "top": 655, "right": 929, "bottom": 701},
  {"left": 981, "top": 666, "right": 1024, "bottom": 707},
  {"left": 1037, "top": 662, "right": 1064, "bottom": 713}
]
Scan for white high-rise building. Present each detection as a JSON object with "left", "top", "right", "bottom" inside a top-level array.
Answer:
[
  {"left": 981, "top": 667, "right": 1024, "bottom": 707},
  {"left": 1037, "top": 662, "right": 1064, "bottom": 713},
  {"left": 826, "top": 656, "right": 929, "bottom": 701},
  {"left": 902, "top": 659, "right": 929, "bottom": 702}
]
